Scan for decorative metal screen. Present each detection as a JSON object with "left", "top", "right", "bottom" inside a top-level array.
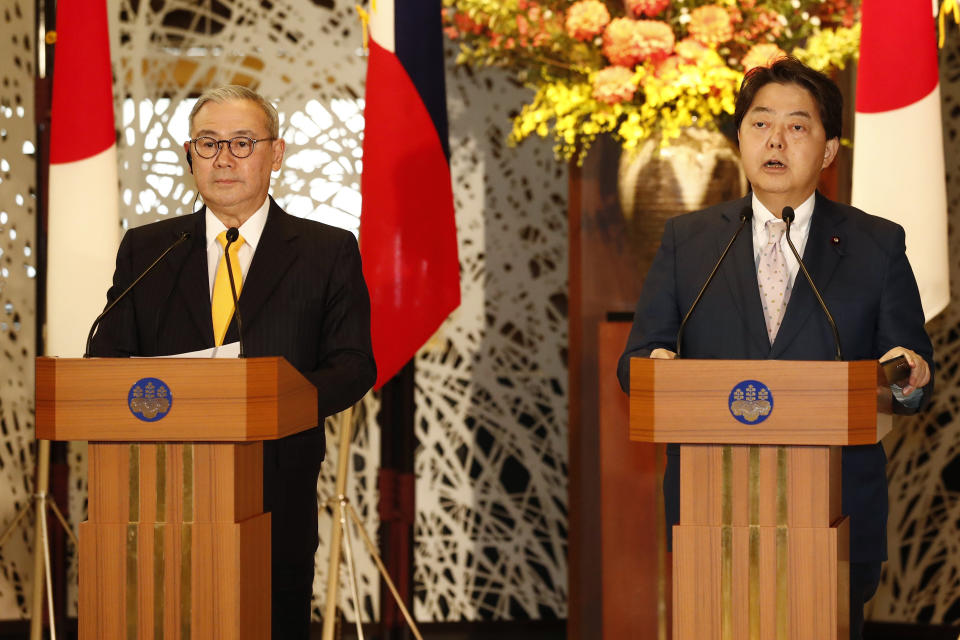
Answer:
[
  {"left": 0, "top": 0, "right": 37, "bottom": 620},
  {"left": 412, "top": 52, "right": 570, "bottom": 619}
]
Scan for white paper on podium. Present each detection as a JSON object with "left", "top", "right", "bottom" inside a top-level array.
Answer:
[{"left": 139, "top": 342, "right": 241, "bottom": 358}]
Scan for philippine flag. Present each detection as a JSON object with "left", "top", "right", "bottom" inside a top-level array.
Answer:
[
  {"left": 47, "top": 0, "right": 119, "bottom": 356},
  {"left": 360, "top": 0, "right": 459, "bottom": 388},
  {"left": 851, "top": 0, "right": 949, "bottom": 321}
]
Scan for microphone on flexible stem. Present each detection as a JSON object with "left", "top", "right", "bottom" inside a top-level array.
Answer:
[
  {"left": 84, "top": 231, "right": 192, "bottom": 358},
  {"left": 781, "top": 206, "right": 842, "bottom": 361},
  {"left": 676, "top": 206, "right": 753, "bottom": 358},
  {"left": 223, "top": 227, "right": 246, "bottom": 358}
]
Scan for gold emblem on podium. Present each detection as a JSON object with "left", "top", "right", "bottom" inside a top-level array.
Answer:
[
  {"left": 729, "top": 380, "right": 773, "bottom": 424},
  {"left": 128, "top": 378, "right": 173, "bottom": 421}
]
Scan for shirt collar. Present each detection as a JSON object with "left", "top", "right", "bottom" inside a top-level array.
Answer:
[
  {"left": 751, "top": 191, "right": 816, "bottom": 236},
  {"left": 205, "top": 196, "right": 270, "bottom": 250}
]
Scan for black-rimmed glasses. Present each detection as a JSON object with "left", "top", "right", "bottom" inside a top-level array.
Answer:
[{"left": 190, "top": 136, "right": 277, "bottom": 159}]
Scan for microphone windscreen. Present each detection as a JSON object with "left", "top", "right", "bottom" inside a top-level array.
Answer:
[
  {"left": 225, "top": 227, "right": 239, "bottom": 243},
  {"left": 740, "top": 206, "right": 753, "bottom": 222},
  {"left": 781, "top": 206, "right": 796, "bottom": 223}
]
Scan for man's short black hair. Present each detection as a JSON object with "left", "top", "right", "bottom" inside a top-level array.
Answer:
[{"left": 734, "top": 57, "right": 843, "bottom": 140}]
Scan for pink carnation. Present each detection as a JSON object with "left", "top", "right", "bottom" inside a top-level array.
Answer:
[
  {"left": 592, "top": 66, "right": 639, "bottom": 104},
  {"left": 741, "top": 43, "right": 786, "bottom": 71},
  {"left": 565, "top": 1, "right": 611, "bottom": 41},
  {"left": 625, "top": 0, "right": 670, "bottom": 18},
  {"left": 688, "top": 5, "right": 734, "bottom": 46},
  {"left": 602, "top": 18, "right": 675, "bottom": 67}
]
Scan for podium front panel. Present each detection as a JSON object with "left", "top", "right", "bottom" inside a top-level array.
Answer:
[
  {"left": 36, "top": 356, "right": 317, "bottom": 441},
  {"left": 630, "top": 358, "right": 887, "bottom": 446}
]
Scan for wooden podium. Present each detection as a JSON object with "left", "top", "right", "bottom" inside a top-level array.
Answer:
[
  {"left": 628, "top": 358, "right": 893, "bottom": 640},
  {"left": 35, "top": 356, "right": 318, "bottom": 639}
]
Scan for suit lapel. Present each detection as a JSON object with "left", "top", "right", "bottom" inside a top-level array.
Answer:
[
  {"left": 717, "top": 197, "right": 770, "bottom": 354},
  {"left": 172, "top": 212, "right": 215, "bottom": 345},
  {"left": 770, "top": 193, "right": 845, "bottom": 357},
  {"left": 236, "top": 199, "right": 298, "bottom": 331}
]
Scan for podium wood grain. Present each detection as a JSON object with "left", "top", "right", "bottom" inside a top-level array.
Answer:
[
  {"left": 79, "top": 517, "right": 270, "bottom": 639},
  {"left": 629, "top": 358, "right": 891, "bottom": 445},
  {"left": 629, "top": 358, "right": 878, "bottom": 640},
  {"left": 36, "top": 357, "right": 317, "bottom": 640},
  {"left": 36, "top": 357, "right": 317, "bottom": 441},
  {"left": 679, "top": 445, "right": 841, "bottom": 527},
  {"left": 673, "top": 520, "right": 848, "bottom": 640}
]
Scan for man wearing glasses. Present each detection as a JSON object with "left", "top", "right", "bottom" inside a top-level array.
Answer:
[{"left": 90, "top": 85, "right": 376, "bottom": 638}]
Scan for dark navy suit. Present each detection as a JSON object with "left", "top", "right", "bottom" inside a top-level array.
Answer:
[
  {"left": 617, "top": 192, "right": 933, "bottom": 634},
  {"left": 90, "top": 197, "right": 376, "bottom": 638}
]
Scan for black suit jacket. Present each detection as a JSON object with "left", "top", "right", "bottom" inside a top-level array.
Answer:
[
  {"left": 617, "top": 192, "right": 934, "bottom": 563},
  {"left": 90, "top": 198, "right": 377, "bottom": 468}
]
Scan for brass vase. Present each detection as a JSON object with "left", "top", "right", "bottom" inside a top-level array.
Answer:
[{"left": 617, "top": 127, "right": 748, "bottom": 280}]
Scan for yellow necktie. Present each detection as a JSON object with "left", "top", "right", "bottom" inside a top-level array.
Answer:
[{"left": 212, "top": 230, "right": 244, "bottom": 346}]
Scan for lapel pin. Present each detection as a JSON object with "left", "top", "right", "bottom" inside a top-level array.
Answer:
[{"left": 830, "top": 236, "right": 840, "bottom": 246}]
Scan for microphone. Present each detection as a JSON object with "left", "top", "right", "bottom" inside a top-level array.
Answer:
[
  {"left": 223, "top": 227, "right": 246, "bottom": 358},
  {"left": 676, "top": 206, "right": 753, "bottom": 358},
  {"left": 84, "top": 231, "right": 192, "bottom": 358},
  {"left": 781, "top": 206, "right": 842, "bottom": 361}
]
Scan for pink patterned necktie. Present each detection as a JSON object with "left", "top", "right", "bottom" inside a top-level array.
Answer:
[{"left": 757, "top": 220, "right": 790, "bottom": 343}]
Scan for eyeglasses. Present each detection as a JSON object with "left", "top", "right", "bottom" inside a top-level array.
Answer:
[{"left": 189, "top": 136, "right": 277, "bottom": 159}]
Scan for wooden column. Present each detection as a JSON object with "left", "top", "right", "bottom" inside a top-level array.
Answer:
[
  {"left": 598, "top": 322, "right": 671, "bottom": 639},
  {"left": 568, "top": 134, "right": 659, "bottom": 640}
]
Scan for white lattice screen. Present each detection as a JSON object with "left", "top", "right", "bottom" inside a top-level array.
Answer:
[
  {"left": 0, "top": 0, "right": 37, "bottom": 620},
  {"left": 413, "top": 55, "right": 569, "bottom": 620}
]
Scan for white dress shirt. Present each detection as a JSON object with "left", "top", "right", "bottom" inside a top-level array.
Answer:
[{"left": 205, "top": 197, "right": 270, "bottom": 299}]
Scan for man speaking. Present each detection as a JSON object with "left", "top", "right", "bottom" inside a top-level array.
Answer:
[
  {"left": 617, "top": 59, "right": 933, "bottom": 640},
  {"left": 90, "top": 85, "right": 376, "bottom": 638}
]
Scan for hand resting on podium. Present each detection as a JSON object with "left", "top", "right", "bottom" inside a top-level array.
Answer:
[{"left": 646, "top": 345, "right": 929, "bottom": 410}]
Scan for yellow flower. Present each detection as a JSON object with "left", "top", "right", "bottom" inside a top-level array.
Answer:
[
  {"left": 474, "top": 0, "right": 861, "bottom": 160},
  {"left": 793, "top": 24, "right": 861, "bottom": 72}
]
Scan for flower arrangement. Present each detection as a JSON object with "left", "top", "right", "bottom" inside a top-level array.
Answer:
[{"left": 443, "top": 0, "right": 860, "bottom": 162}]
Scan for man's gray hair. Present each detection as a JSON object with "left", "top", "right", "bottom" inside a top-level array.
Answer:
[{"left": 188, "top": 85, "right": 280, "bottom": 139}]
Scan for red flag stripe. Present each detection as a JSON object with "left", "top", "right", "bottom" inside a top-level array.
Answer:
[
  {"left": 360, "top": 39, "right": 459, "bottom": 388},
  {"left": 856, "top": 0, "right": 938, "bottom": 113},
  {"left": 50, "top": 0, "right": 115, "bottom": 163}
]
